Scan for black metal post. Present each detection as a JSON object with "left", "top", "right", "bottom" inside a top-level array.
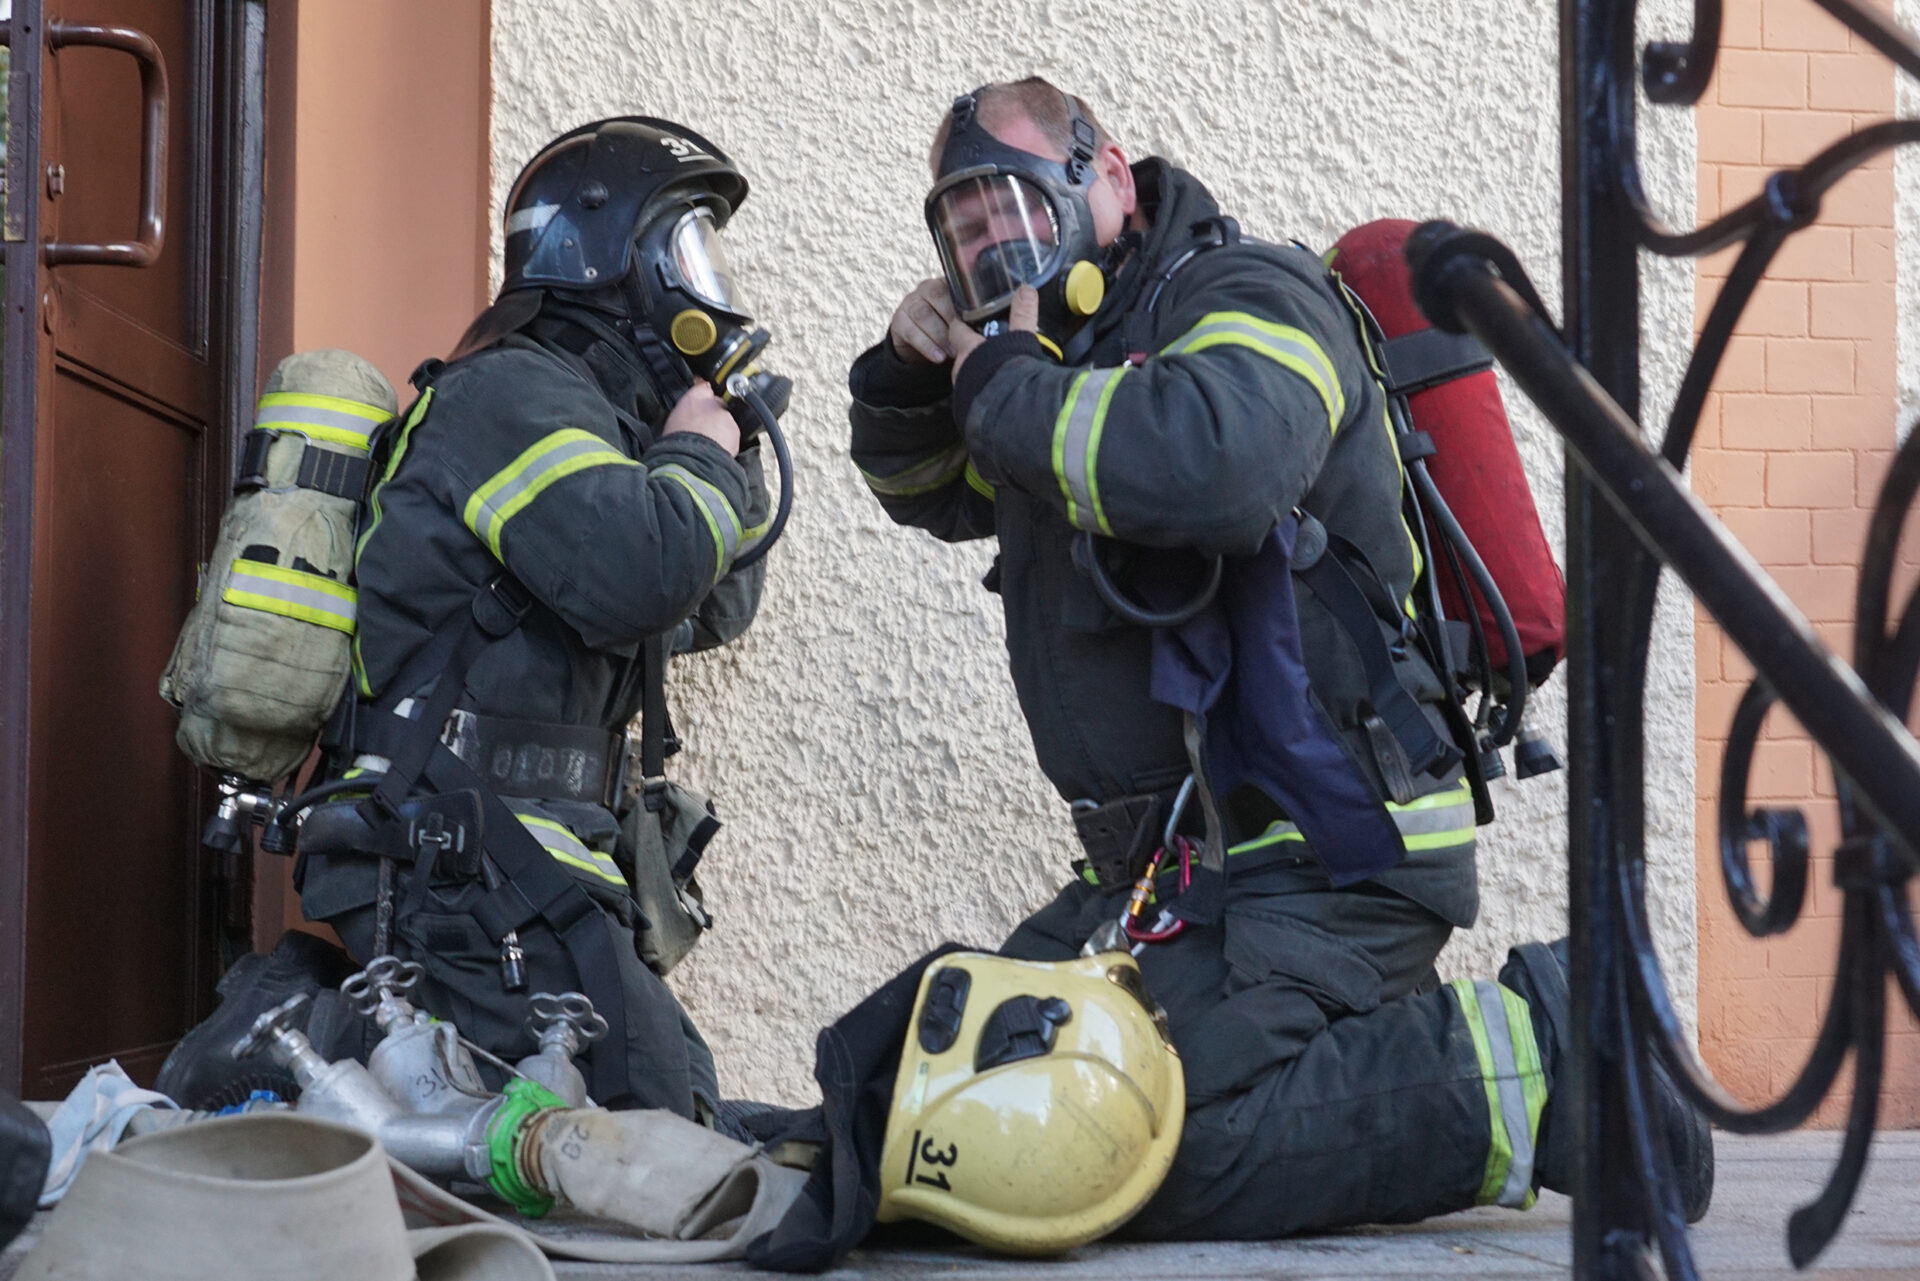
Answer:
[{"left": 1561, "top": 0, "right": 1658, "bottom": 1272}]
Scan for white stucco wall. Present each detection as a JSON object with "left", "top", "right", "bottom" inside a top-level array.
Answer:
[
  {"left": 1898, "top": 0, "right": 1920, "bottom": 437},
  {"left": 490, "top": 0, "right": 1698, "bottom": 1104}
]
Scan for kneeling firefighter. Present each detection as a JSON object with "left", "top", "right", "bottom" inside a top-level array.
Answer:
[
  {"left": 163, "top": 117, "right": 791, "bottom": 1120},
  {"left": 848, "top": 78, "right": 1714, "bottom": 1240}
]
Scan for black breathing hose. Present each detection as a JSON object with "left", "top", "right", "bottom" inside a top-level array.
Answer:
[
  {"left": 1407, "top": 460, "right": 1529, "bottom": 745},
  {"left": 725, "top": 373, "right": 793, "bottom": 571},
  {"left": 1078, "top": 532, "right": 1225, "bottom": 629},
  {"left": 273, "top": 773, "right": 386, "bottom": 818}
]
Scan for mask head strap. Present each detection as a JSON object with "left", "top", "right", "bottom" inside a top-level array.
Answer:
[
  {"left": 1062, "top": 91, "right": 1098, "bottom": 184},
  {"left": 936, "top": 87, "right": 1098, "bottom": 192}
]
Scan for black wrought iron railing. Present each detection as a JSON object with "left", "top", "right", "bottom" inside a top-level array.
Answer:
[{"left": 1407, "top": 1, "right": 1920, "bottom": 1276}]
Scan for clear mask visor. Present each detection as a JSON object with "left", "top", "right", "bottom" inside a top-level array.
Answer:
[
  {"left": 670, "top": 207, "right": 749, "bottom": 317},
  {"left": 928, "top": 173, "right": 1061, "bottom": 319}
]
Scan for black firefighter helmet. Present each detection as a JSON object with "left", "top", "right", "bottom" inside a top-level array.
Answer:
[{"left": 483, "top": 116, "right": 758, "bottom": 382}]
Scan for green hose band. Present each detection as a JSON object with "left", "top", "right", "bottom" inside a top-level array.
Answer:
[{"left": 485, "top": 1078, "right": 567, "bottom": 1218}]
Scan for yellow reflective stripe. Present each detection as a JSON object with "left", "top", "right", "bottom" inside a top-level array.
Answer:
[
  {"left": 1501, "top": 982, "right": 1548, "bottom": 1211},
  {"left": 1227, "top": 825, "right": 1309, "bottom": 855},
  {"left": 462, "top": 429, "right": 637, "bottom": 559},
  {"left": 1080, "top": 780, "right": 1476, "bottom": 886},
  {"left": 230, "top": 559, "right": 355, "bottom": 603},
  {"left": 1391, "top": 780, "right": 1475, "bottom": 812},
  {"left": 223, "top": 590, "right": 355, "bottom": 633},
  {"left": 662, "top": 472, "right": 726, "bottom": 572},
  {"left": 1375, "top": 400, "right": 1423, "bottom": 618},
  {"left": 1473, "top": 979, "right": 1541, "bottom": 1207},
  {"left": 1051, "top": 366, "right": 1131, "bottom": 533},
  {"left": 1162, "top": 311, "right": 1345, "bottom": 431},
  {"left": 654, "top": 463, "right": 742, "bottom": 581},
  {"left": 860, "top": 442, "right": 969, "bottom": 497},
  {"left": 1081, "top": 367, "right": 1128, "bottom": 536},
  {"left": 1396, "top": 779, "right": 1479, "bottom": 851},
  {"left": 255, "top": 391, "right": 391, "bottom": 452},
  {"left": 354, "top": 388, "right": 435, "bottom": 694},
  {"left": 1401, "top": 829, "right": 1474, "bottom": 852},
  {"left": 1225, "top": 779, "right": 1476, "bottom": 858},
  {"left": 515, "top": 814, "right": 626, "bottom": 888},
  {"left": 1052, "top": 371, "right": 1094, "bottom": 529},
  {"left": 223, "top": 559, "right": 357, "bottom": 633},
  {"left": 740, "top": 512, "right": 772, "bottom": 558},
  {"left": 1451, "top": 978, "right": 1514, "bottom": 1206},
  {"left": 258, "top": 391, "right": 393, "bottom": 422},
  {"left": 964, "top": 461, "right": 996, "bottom": 500}
]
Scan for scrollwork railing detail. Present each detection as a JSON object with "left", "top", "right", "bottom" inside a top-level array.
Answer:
[{"left": 1410, "top": 2, "right": 1920, "bottom": 1257}]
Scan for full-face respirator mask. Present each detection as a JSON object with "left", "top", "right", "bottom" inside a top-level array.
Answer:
[
  {"left": 926, "top": 90, "right": 1113, "bottom": 352},
  {"left": 632, "top": 200, "right": 771, "bottom": 395}
]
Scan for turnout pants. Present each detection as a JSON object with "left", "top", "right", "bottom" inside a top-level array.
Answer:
[
  {"left": 308, "top": 867, "right": 721, "bottom": 1121},
  {"left": 1000, "top": 855, "right": 1549, "bottom": 1240}
]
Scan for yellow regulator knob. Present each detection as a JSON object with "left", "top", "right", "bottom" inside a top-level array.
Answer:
[
  {"left": 1065, "top": 260, "right": 1106, "bottom": 317},
  {"left": 670, "top": 309, "right": 718, "bottom": 356}
]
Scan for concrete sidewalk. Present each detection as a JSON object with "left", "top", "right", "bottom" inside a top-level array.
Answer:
[
  {"left": 632, "top": 1132, "right": 1912, "bottom": 1280},
  {"left": 5, "top": 1131, "right": 1917, "bottom": 1278}
]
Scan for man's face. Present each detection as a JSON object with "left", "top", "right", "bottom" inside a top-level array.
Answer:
[{"left": 931, "top": 174, "right": 1060, "bottom": 287}]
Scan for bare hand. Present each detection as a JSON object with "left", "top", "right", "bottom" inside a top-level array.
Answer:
[
  {"left": 888, "top": 278, "right": 959, "bottom": 364},
  {"left": 950, "top": 285, "right": 1040, "bottom": 383},
  {"left": 662, "top": 381, "right": 741, "bottom": 456}
]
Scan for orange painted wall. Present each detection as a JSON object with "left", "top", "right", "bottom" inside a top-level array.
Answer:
[
  {"left": 250, "top": 1, "right": 493, "bottom": 942},
  {"left": 283, "top": 3, "right": 493, "bottom": 392},
  {"left": 1693, "top": 0, "right": 1920, "bottom": 1125}
]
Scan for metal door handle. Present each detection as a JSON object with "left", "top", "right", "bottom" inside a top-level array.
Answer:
[{"left": 41, "top": 20, "right": 169, "bottom": 267}]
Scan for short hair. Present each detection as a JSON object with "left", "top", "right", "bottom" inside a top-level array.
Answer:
[{"left": 931, "top": 77, "right": 1113, "bottom": 163}]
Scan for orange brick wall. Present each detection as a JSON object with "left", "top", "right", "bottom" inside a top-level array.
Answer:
[{"left": 1693, "top": 0, "right": 1920, "bottom": 1126}]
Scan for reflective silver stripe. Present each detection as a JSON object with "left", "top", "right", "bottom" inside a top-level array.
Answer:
[
  {"left": 508, "top": 807, "right": 626, "bottom": 888},
  {"left": 1475, "top": 979, "right": 1538, "bottom": 1207},
  {"left": 1053, "top": 366, "right": 1127, "bottom": 532},
  {"left": 654, "top": 463, "right": 742, "bottom": 572},
  {"left": 465, "top": 432, "right": 634, "bottom": 558},
  {"left": 1230, "top": 783, "right": 1476, "bottom": 854},
  {"left": 222, "top": 561, "right": 357, "bottom": 633},
  {"left": 861, "top": 442, "right": 969, "bottom": 497},
  {"left": 506, "top": 203, "right": 559, "bottom": 235},
  {"left": 252, "top": 405, "right": 377, "bottom": 450},
  {"left": 1165, "top": 314, "right": 1345, "bottom": 429},
  {"left": 1393, "top": 798, "right": 1478, "bottom": 839}
]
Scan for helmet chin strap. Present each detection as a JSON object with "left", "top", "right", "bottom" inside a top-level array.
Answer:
[{"left": 617, "top": 271, "right": 698, "bottom": 401}]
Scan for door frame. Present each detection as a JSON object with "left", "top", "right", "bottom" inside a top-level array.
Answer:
[
  {"left": 0, "top": 0, "right": 49, "bottom": 1098},
  {"left": 0, "top": 0, "right": 267, "bottom": 1095}
]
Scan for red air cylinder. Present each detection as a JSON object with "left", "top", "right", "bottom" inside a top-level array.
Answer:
[{"left": 1328, "top": 219, "right": 1566, "bottom": 684}]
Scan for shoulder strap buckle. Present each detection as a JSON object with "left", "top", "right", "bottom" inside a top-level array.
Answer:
[{"left": 474, "top": 575, "right": 534, "bottom": 637}]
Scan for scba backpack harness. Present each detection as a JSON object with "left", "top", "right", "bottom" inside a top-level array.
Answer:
[
  {"left": 1072, "top": 215, "right": 1565, "bottom": 905},
  {"left": 162, "top": 349, "right": 716, "bottom": 1108}
]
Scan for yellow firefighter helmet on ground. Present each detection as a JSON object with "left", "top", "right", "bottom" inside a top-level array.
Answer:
[{"left": 875, "top": 950, "right": 1185, "bottom": 1255}]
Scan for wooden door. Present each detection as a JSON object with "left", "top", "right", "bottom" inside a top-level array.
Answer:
[{"left": 0, "top": 0, "right": 260, "bottom": 1097}]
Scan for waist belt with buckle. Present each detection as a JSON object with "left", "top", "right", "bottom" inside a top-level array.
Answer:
[
  {"left": 352, "top": 705, "right": 628, "bottom": 810},
  {"left": 1073, "top": 784, "right": 1317, "bottom": 891},
  {"left": 440, "top": 709, "right": 628, "bottom": 810}
]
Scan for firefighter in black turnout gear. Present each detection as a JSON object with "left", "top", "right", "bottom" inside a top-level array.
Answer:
[
  {"left": 295, "top": 117, "right": 775, "bottom": 1119},
  {"left": 850, "top": 80, "right": 1714, "bottom": 1236}
]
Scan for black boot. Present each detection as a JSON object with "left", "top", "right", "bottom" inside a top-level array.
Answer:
[
  {"left": 1500, "top": 938, "right": 1715, "bottom": 1223},
  {"left": 155, "top": 930, "right": 360, "bottom": 1109}
]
